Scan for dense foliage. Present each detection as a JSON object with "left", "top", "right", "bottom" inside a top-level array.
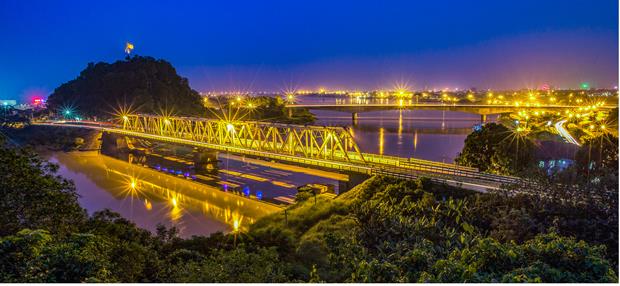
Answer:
[
  {"left": 47, "top": 56, "right": 205, "bottom": 118},
  {"left": 0, "top": 141, "right": 86, "bottom": 236},
  {"left": 214, "top": 96, "right": 315, "bottom": 124},
  {"left": 2, "top": 125, "right": 99, "bottom": 151},
  {"left": 574, "top": 133, "right": 618, "bottom": 178},
  {"left": 249, "top": 176, "right": 617, "bottom": 282},
  {"left": 0, "top": 134, "right": 616, "bottom": 282},
  {"left": 456, "top": 123, "right": 536, "bottom": 175}
]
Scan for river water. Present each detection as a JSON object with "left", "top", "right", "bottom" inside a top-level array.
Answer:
[
  {"left": 47, "top": 151, "right": 285, "bottom": 237},
  {"left": 298, "top": 96, "right": 496, "bottom": 162},
  {"left": 314, "top": 109, "right": 487, "bottom": 163},
  {"left": 47, "top": 98, "right": 490, "bottom": 236}
]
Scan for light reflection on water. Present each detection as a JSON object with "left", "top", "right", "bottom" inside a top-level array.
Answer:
[
  {"left": 296, "top": 96, "right": 496, "bottom": 162},
  {"left": 313, "top": 109, "right": 495, "bottom": 162},
  {"left": 45, "top": 100, "right": 494, "bottom": 235},
  {"left": 47, "top": 151, "right": 280, "bottom": 237}
]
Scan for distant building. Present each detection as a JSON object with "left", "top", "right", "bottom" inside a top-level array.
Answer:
[
  {"left": 0, "top": 100, "right": 17, "bottom": 107},
  {"left": 535, "top": 141, "right": 579, "bottom": 175},
  {"left": 538, "top": 159, "right": 573, "bottom": 175}
]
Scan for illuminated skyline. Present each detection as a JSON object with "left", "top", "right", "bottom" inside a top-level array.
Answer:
[{"left": 0, "top": 0, "right": 617, "bottom": 101}]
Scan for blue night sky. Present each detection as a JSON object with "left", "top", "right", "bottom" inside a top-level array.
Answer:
[{"left": 0, "top": 0, "right": 617, "bottom": 102}]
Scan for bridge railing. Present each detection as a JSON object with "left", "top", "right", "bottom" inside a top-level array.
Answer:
[
  {"left": 34, "top": 119, "right": 519, "bottom": 186},
  {"left": 122, "top": 114, "right": 368, "bottom": 164}
]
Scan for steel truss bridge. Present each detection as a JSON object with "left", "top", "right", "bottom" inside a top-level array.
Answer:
[
  {"left": 285, "top": 103, "right": 617, "bottom": 122},
  {"left": 122, "top": 115, "right": 365, "bottom": 163},
  {"left": 36, "top": 115, "right": 519, "bottom": 191}
]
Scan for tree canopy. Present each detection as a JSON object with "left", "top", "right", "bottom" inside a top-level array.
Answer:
[
  {"left": 0, "top": 135, "right": 616, "bottom": 282},
  {"left": 574, "top": 133, "right": 618, "bottom": 178},
  {"left": 47, "top": 56, "right": 205, "bottom": 118},
  {"left": 456, "top": 123, "right": 536, "bottom": 175},
  {"left": 0, "top": 139, "right": 86, "bottom": 236}
]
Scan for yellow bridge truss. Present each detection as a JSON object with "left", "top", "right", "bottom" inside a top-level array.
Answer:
[{"left": 122, "top": 115, "right": 366, "bottom": 163}]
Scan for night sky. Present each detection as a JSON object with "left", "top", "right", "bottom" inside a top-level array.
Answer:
[{"left": 1, "top": 0, "right": 617, "bottom": 102}]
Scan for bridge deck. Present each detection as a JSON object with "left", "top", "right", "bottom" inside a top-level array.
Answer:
[
  {"left": 34, "top": 121, "right": 518, "bottom": 191},
  {"left": 285, "top": 103, "right": 616, "bottom": 115}
]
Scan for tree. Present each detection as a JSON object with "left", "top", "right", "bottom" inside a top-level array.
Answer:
[
  {"left": 419, "top": 233, "right": 617, "bottom": 283},
  {"left": 219, "top": 96, "right": 315, "bottom": 124},
  {"left": 574, "top": 133, "right": 618, "bottom": 178},
  {"left": 469, "top": 171, "right": 618, "bottom": 265},
  {"left": 83, "top": 210, "right": 161, "bottom": 282},
  {"left": 0, "top": 229, "right": 115, "bottom": 283},
  {"left": 456, "top": 123, "right": 536, "bottom": 175},
  {"left": 162, "top": 246, "right": 289, "bottom": 283},
  {"left": 0, "top": 140, "right": 86, "bottom": 236},
  {"left": 47, "top": 56, "right": 205, "bottom": 118}
]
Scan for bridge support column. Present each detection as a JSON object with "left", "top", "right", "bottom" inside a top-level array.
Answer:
[
  {"left": 338, "top": 172, "right": 370, "bottom": 193},
  {"left": 352, "top": 112, "right": 358, "bottom": 125},
  {"left": 193, "top": 147, "right": 219, "bottom": 173},
  {"left": 287, "top": 108, "right": 293, "bottom": 118},
  {"left": 100, "top": 132, "right": 127, "bottom": 155},
  {"left": 480, "top": 114, "right": 487, "bottom": 123}
]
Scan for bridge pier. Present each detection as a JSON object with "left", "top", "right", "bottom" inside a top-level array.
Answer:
[
  {"left": 352, "top": 112, "right": 358, "bottom": 125},
  {"left": 193, "top": 147, "right": 219, "bottom": 172},
  {"left": 338, "top": 171, "right": 370, "bottom": 193},
  {"left": 480, "top": 114, "right": 487, "bottom": 123},
  {"left": 100, "top": 132, "right": 127, "bottom": 155},
  {"left": 287, "top": 108, "right": 293, "bottom": 118}
]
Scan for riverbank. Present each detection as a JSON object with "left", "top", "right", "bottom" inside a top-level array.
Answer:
[
  {"left": 48, "top": 151, "right": 282, "bottom": 237},
  {"left": 2, "top": 125, "right": 101, "bottom": 151}
]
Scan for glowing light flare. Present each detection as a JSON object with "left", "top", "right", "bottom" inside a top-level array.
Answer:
[
  {"left": 378, "top": 128, "right": 384, "bottom": 155},
  {"left": 226, "top": 123, "right": 235, "bottom": 132},
  {"left": 233, "top": 220, "right": 240, "bottom": 232},
  {"left": 392, "top": 81, "right": 411, "bottom": 96},
  {"left": 125, "top": 42, "right": 134, "bottom": 54},
  {"left": 144, "top": 199, "right": 152, "bottom": 210}
]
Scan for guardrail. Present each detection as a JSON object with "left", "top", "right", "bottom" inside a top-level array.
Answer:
[{"left": 33, "top": 120, "right": 519, "bottom": 188}]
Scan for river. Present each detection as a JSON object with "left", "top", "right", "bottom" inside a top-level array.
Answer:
[
  {"left": 298, "top": 96, "right": 496, "bottom": 162},
  {"left": 47, "top": 151, "right": 281, "bottom": 237},
  {"left": 46, "top": 101, "right": 488, "bottom": 237}
]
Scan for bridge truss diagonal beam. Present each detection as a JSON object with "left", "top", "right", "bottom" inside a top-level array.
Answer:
[{"left": 122, "top": 115, "right": 366, "bottom": 163}]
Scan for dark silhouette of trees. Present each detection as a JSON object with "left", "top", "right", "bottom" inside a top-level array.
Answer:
[
  {"left": 456, "top": 123, "right": 536, "bottom": 175},
  {"left": 0, "top": 137, "right": 616, "bottom": 282},
  {"left": 0, "top": 140, "right": 86, "bottom": 236},
  {"left": 47, "top": 56, "right": 205, "bottom": 118},
  {"left": 575, "top": 133, "right": 618, "bottom": 178}
]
